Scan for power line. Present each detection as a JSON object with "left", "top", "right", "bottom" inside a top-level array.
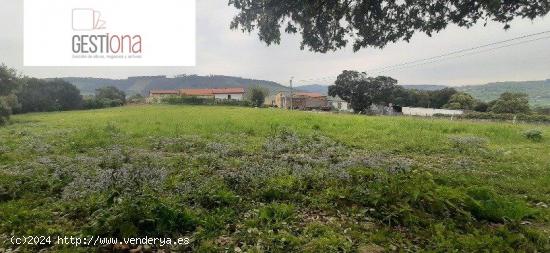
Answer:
[
  {"left": 295, "top": 30, "right": 550, "bottom": 84},
  {"left": 368, "top": 30, "right": 550, "bottom": 73},
  {"left": 371, "top": 35, "right": 550, "bottom": 75}
]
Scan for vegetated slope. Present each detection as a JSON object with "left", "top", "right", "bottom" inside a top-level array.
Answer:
[
  {"left": 458, "top": 79, "right": 550, "bottom": 107},
  {"left": 295, "top": 84, "right": 448, "bottom": 95},
  {"left": 295, "top": 84, "right": 330, "bottom": 95},
  {"left": 402, "top": 84, "right": 448, "bottom": 91},
  {"left": 1, "top": 105, "right": 549, "bottom": 252},
  {"left": 61, "top": 75, "right": 291, "bottom": 96}
]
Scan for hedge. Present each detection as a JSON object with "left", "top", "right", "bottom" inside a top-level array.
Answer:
[{"left": 434, "top": 112, "right": 550, "bottom": 124}]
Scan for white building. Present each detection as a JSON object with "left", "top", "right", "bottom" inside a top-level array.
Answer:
[
  {"left": 327, "top": 96, "right": 352, "bottom": 112},
  {"left": 402, "top": 107, "right": 464, "bottom": 117},
  {"left": 179, "top": 88, "right": 245, "bottom": 101}
]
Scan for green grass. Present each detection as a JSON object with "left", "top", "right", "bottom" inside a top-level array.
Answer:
[{"left": 1, "top": 105, "right": 550, "bottom": 252}]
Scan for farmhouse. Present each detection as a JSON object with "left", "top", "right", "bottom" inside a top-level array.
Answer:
[
  {"left": 275, "top": 92, "right": 330, "bottom": 110},
  {"left": 180, "top": 88, "right": 245, "bottom": 101},
  {"left": 147, "top": 87, "right": 245, "bottom": 103},
  {"left": 147, "top": 90, "right": 180, "bottom": 103}
]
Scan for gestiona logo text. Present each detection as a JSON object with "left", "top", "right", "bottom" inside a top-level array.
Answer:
[
  {"left": 24, "top": 0, "right": 195, "bottom": 67},
  {"left": 71, "top": 8, "right": 143, "bottom": 59}
]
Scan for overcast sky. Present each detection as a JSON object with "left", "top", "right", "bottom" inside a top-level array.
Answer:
[{"left": 1, "top": 0, "right": 549, "bottom": 86}]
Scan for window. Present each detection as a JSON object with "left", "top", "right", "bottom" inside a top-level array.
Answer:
[{"left": 228, "top": 94, "right": 232, "bottom": 99}]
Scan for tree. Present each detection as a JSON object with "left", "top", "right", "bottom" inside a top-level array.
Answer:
[
  {"left": 247, "top": 86, "right": 268, "bottom": 107},
  {"left": 444, "top": 92, "right": 476, "bottom": 110},
  {"left": 0, "top": 64, "right": 21, "bottom": 124},
  {"left": 430, "top": 88, "right": 458, "bottom": 109},
  {"left": 474, "top": 101, "right": 489, "bottom": 112},
  {"left": 329, "top": 70, "right": 397, "bottom": 113},
  {"left": 96, "top": 86, "right": 126, "bottom": 104},
  {"left": 489, "top": 92, "right": 531, "bottom": 114},
  {"left": 229, "top": 0, "right": 549, "bottom": 53},
  {"left": 128, "top": 94, "right": 146, "bottom": 104},
  {"left": 17, "top": 78, "right": 83, "bottom": 113}
]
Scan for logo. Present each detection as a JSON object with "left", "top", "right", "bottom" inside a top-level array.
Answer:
[
  {"left": 24, "top": 0, "right": 196, "bottom": 66},
  {"left": 72, "top": 8, "right": 106, "bottom": 31},
  {"left": 71, "top": 8, "right": 143, "bottom": 58}
]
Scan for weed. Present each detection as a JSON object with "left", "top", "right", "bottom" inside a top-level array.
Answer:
[{"left": 523, "top": 129, "right": 543, "bottom": 142}]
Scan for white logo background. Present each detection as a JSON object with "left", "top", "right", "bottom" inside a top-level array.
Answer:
[{"left": 24, "top": 0, "right": 196, "bottom": 66}]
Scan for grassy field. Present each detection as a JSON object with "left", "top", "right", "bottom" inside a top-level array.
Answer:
[{"left": 1, "top": 105, "right": 549, "bottom": 252}]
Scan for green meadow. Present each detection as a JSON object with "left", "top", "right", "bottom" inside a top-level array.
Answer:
[{"left": 1, "top": 105, "right": 549, "bottom": 252}]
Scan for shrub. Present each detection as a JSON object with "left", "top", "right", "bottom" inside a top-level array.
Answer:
[
  {"left": 435, "top": 112, "right": 550, "bottom": 123},
  {"left": 258, "top": 203, "right": 295, "bottom": 225},
  {"left": 163, "top": 96, "right": 214, "bottom": 105},
  {"left": 162, "top": 96, "right": 253, "bottom": 107},
  {"left": 449, "top": 136, "right": 488, "bottom": 153},
  {"left": 302, "top": 224, "right": 352, "bottom": 253},
  {"left": 87, "top": 197, "right": 198, "bottom": 238},
  {"left": 523, "top": 129, "right": 543, "bottom": 142},
  {"left": 465, "top": 187, "right": 535, "bottom": 222},
  {"left": 0, "top": 97, "right": 11, "bottom": 125}
]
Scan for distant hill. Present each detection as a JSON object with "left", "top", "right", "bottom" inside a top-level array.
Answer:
[
  {"left": 295, "top": 84, "right": 448, "bottom": 95},
  {"left": 457, "top": 80, "right": 550, "bottom": 107},
  {"left": 402, "top": 84, "right": 447, "bottom": 91},
  {"left": 59, "top": 75, "right": 550, "bottom": 107},
  {"left": 59, "top": 75, "right": 291, "bottom": 96},
  {"left": 295, "top": 84, "right": 329, "bottom": 95}
]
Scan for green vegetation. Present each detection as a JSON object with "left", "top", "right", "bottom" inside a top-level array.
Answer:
[
  {"left": 1, "top": 105, "right": 550, "bottom": 252},
  {"left": 82, "top": 86, "right": 127, "bottom": 110},
  {"left": 228, "top": 1, "right": 548, "bottom": 53},
  {"left": 459, "top": 80, "right": 550, "bottom": 107}
]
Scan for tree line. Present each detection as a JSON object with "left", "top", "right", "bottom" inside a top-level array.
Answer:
[
  {"left": 0, "top": 65, "right": 129, "bottom": 125},
  {"left": 329, "top": 70, "right": 534, "bottom": 115}
]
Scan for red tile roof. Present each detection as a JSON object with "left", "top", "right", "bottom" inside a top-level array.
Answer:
[
  {"left": 150, "top": 90, "right": 179, "bottom": 95},
  {"left": 180, "top": 88, "right": 245, "bottom": 96},
  {"left": 211, "top": 88, "right": 245, "bottom": 94}
]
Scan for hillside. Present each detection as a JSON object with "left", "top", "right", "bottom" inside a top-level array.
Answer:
[
  {"left": 61, "top": 76, "right": 550, "bottom": 107},
  {"left": 295, "top": 84, "right": 448, "bottom": 95},
  {"left": 457, "top": 79, "right": 550, "bottom": 107},
  {"left": 295, "top": 84, "right": 330, "bottom": 95},
  {"left": 61, "top": 75, "right": 291, "bottom": 96}
]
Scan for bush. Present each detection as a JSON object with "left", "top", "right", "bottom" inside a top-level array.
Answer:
[
  {"left": 466, "top": 187, "right": 535, "bottom": 222},
  {"left": 436, "top": 112, "right": 550, "bottom": 124},
  {"left": 258, "top": 203, "right": 295, "bottom": 225},
  {"left": 162, "top": 96, "right": 252, "bottom": 107},
  {"left": 449, "top": 136, "right": 488, "bottom": 153},
  {"left": 163, "top": 96, "right": 213, "bottom": 105},
  {"left": 87, "top": 197, "right": 198, "bottom": 238},
  {"left": 0, "top": 97, "right": 11, "bottom": 125},
  {"left": 523, "top": 129, "right": 543, "bottom": 142},
  {"left": 82, "top": 97, "right": 124, "bottom": 109}
]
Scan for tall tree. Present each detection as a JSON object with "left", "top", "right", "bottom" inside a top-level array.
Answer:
[
  {"left": 247, "top": 86, "right": 268, "bottom": 107},
  {"left": 18, "top": 78, "right": 82, "bottom": 113},
  {"left": 229, "top": 0, "right": 549, "bottom": 52},
  {"left": 444, "top": 92, "right": 476, "bottom": 110},
  {"left": 96, "top": 86, "right": 126, "bottom": 104},
  {"left": 0, "top": 64, "right": 21, "bottom": 124},
  {"left": 329, "top": 70, "right": 397, "bottom": 113},
  {"left": 490, "top": 92, "right": 531, "bottom": 114}
]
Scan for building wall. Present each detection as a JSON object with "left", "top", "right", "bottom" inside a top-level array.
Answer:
[
  {"left": 330, "top": 101, "right": 351, "bottom": 112},
  {"left": 402, "top": 107, "right": 464, "bottom": 116},
  {"left": 304, "top": 97, "right": 328, "bottom": 109},
  {"left": 146, "top": 94, "right": 177, "bottom": 103},
  {"left": 214, "top": 93, "right": 244, "bottom": 101}
]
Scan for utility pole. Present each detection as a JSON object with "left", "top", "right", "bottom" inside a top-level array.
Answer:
[{"left": 289, "top": 77, "right": 294, "bottom": 110}]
